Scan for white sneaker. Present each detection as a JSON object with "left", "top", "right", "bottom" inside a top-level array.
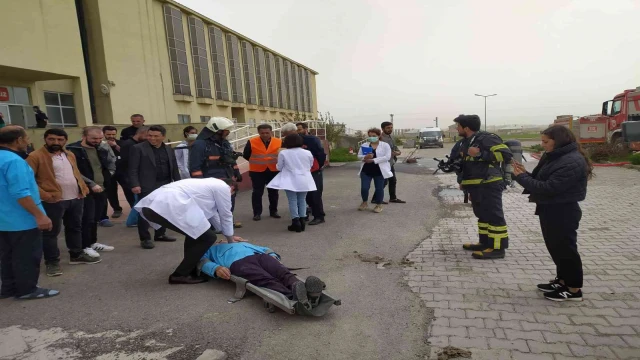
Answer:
[
  {"left": 84, "top": 248, "right": 100, "bottom": 258},
  {"left": 91, "top": 243, "right": 115, "bottom": 252}
]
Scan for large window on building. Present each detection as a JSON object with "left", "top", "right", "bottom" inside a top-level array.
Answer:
[
  {"left": 163, "top": 5, "right": 191, "bottom": 96},
  {"left": 187, "top": 17, "right": 211, "bottom": 98},
  {"left": 241, "top": 41, "right": 257, "bottom": 105},
  {"left": 208, "top": 26, "right": 230, "bottom": 101},
  {"left": 226, "top": 34, "right": 244, "bottom": 103},
  {"left": 45, "top": 92, "right": 77, "bottom": 128},
  {"left": 306, "top": 70, "right": 313, "bottom": 113},
  {"left": 264, "top": 52, "right": 278, "bottom": 108},
  {"left": 291, "top": 64, "right": 300, "bottom": 111},
  {"left": 285, "top": 61, "right": 296, "bottom": 110},
  {"left": 299, "top": 67, "right": 308, "bottom": 113},
  {"left": 178, "top": 114, "right": 191, "bottom": 124},
  {"left": 275, "top": 57, "right": 287, "bottom": 109},
  {"left": 253, "top": 47, "right": 268, "bottom": 107}
]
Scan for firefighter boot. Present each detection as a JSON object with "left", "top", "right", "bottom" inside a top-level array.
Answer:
[
  {"left": 472, "top": 248, "right": 506, "bottom": 260},
  {"left": 463, "top": 243, "right": 487, "bottom": 251}
]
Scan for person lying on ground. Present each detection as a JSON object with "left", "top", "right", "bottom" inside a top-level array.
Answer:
[
  {"left": 134, "top": 177, "right": 244, "bottom": 285},
  {"left": 197, "top": 242, "right": 325, "bottom": 310}
]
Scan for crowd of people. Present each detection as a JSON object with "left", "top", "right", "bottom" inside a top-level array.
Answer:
[
  {"left": 1, "top": 113, "right": 589, "bottom": 304},
  {"left": 3, "top": 115, "right": 405, "bottom": 302}
]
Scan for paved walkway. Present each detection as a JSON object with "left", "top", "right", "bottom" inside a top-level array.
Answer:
[{"left": 406, "top": 165, "right": 640, "bottom": 359}]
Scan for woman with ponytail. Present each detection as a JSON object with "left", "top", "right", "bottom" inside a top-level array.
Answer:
[{"left": 513, "top": 125, "right": 593, "bottom": 302}]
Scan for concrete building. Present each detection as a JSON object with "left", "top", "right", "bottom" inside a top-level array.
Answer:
[{"left": 0, "top": 0, "right": 318, "bottom": 130}]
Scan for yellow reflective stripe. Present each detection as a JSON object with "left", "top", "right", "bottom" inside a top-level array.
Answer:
[
  {"left": 478, "top": 222, "right": 489, "bottom": 234},
  {"left": 490, "top": 144, "right": 509, "bottom": 152},
  {"left": 461, "top": 177, "right": 503, "bottom": 185},
  {"left": 479, "top": 229, "right": 489, "bottom": 235},
  {"left": 494, "top": 152, "right": 504, "bottom": 162},
  {"left": 488, "top": 225, "right": 508, "bottom": 232},
  {"left": 249, "top": 160, "right": 276, "bottom": 165},
  {"left": 478, "top": 222, "right": 489, "bottom": 228},
  {"left": 489, "top": 232, "right": 509, "bottom": 250}
]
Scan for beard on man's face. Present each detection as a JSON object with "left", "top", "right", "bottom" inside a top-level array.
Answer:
[{"left": 46, "top": 144, "right": 62, "bottom": 153}]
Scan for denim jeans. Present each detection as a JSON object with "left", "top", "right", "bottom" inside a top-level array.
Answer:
[
  {"left": 361, "top": 173, "right": 385, "bottom": 204},
  {"left": 285, "top": 190, "right": 308, "bottom": 219}
]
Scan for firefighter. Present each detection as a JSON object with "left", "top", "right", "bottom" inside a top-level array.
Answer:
[
  {"left": 189, "top": 117, "right": 243, "bottom": 228},
  {"left": 455, "top": 115, "right": 512, "bottom": 259}
]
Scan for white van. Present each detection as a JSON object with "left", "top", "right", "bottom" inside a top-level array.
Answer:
[{"left": 417, "top": 127, "right": 444, "bottom": 148}]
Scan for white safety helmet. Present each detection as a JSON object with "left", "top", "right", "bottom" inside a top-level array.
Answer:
[{"left": 205, "top": 117, "right": 234, "bottom": 133}]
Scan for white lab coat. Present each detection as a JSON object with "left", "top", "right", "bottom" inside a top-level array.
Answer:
[
  {"left": 357, "top": 141, "right": 394, "bottom": 179},
  {"left": 175, "top": 141, "right": 190, "bottom": 179},
  {"left": 134, "top": 178, "right": 233, "bottom": 239},
  {"left": 267, "top": 148, "right": 317, "bottom": 192}
]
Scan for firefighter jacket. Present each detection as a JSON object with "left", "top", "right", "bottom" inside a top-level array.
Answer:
[
  {"left": 247, "top": 136, "right": 282, "bottom": 172},
  {"left": 460, "top": 131, "right": 512, "bottom": 187},
  {"left": 189, "top": 135, "right": 237, "bottom": 179}
]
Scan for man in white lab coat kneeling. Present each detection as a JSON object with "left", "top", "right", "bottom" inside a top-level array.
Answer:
[{"left": 134, "top": 178, "right": 245, "bottom": 284}]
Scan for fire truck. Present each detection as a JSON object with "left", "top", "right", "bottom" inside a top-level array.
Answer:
[{"left": 576, "top": 86, "right": 640, "bottom": 150}]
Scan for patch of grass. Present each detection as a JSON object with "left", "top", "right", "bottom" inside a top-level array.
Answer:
[
  {"left": 630, "top": 153, "right": 640, "bottom": 165},
  {"left": 585, "top": 143, "right": 630, "bottom": 163},
  {"left": 329, "top": 147, "right": 359, "bottom": 162}
]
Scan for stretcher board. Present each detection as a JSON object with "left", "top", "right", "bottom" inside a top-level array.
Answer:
[{"left": 228, "top": 275, "right": 341, "bottom": 316}]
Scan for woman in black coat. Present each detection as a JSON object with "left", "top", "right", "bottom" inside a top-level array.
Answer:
[{"left": 513, "top": 125, "right": 593, "bottom": 302}]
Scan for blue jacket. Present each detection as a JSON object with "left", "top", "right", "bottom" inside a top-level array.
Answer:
[
  {"left": 200, "top": 243, "right": 281, "bottom": 278},
  {"left": 0, "top": 147, "right": 45, "bottom": 231},
  {"left": 301, "top": 134, "right": 326, "bottom": 171}
]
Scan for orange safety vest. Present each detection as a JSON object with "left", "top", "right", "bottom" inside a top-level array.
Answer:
[{"left": 248, "top": 136, "right": 282, "bottom": 172}]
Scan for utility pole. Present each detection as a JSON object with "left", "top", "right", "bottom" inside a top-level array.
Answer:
[
  {"left": 390, "top": 114, "right": 394, "bottom": 124},
  {"left": 434, "top": 117, "right": 438, "bottom": 128},
  {"left": 475, "top": 93, "right": 497, "bottom": 131}
]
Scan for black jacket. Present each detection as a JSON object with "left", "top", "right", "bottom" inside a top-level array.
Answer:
[
  {"left": 120, "top": 126, "right": 138, "bottom": 141},
  {"left": 66, "top": 141, "right": 111, "bottom": 190},
  {"left": 460, "top": 131, "right": 512, "bottom": 186},
  {"left": 301, "top": 134, "right": 326, "bottom": 170},
  {"left": 117, "top": 138, "right": 140, "bottom": 176},
  {"left": 128, "top": 141, "right": 180, "bottom": 193},
  {"left": 515, "top": 142, "right": 588, "bottom": 204}
]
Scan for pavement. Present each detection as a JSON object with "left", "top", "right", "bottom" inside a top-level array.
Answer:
[
  {"left": 407, "top": 144, "right": 640, "bottom": 360},
  {"left": 0, "top": 159, "right": 442, "bottom": 359}
]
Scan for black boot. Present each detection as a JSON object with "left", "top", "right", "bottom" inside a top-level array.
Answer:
[
  {"left": 300, "top": 217, "right": 306, "bottom": 232},
  {"left": 288, "top": 218, "right": 302, "bottom": 232}
]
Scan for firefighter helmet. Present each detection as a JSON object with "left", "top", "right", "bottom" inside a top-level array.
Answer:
[{"left": 205, "top": 117, "right": 235, "bottom": 133}]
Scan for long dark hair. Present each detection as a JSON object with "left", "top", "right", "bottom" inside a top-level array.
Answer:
[{"left": 541, "top": 125, "right": 593, "bottom": 180}]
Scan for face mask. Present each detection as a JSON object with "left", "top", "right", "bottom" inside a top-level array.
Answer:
[
  {"left": 45, "top": 144, "right": 62, "bottom": 153},
  {"left": 368, "top": 136, "right": 379, "bottom": 143},
  {"left": 187, "top": 134, "right": 198, "bottom": 141}
]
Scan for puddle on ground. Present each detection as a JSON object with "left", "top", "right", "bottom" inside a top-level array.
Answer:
[{"left": 438, "top": 189, "right": 464, "bottom": 197}]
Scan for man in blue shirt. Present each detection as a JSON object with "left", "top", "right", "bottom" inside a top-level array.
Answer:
[
  {"left": 198, "top": 242, "right": 325, "bottom": 310},
  {"left": 0, "top": 125, "right": 59, "bottom": 300}
]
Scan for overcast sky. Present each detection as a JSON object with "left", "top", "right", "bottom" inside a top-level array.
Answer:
[{"left": 177, "top": 0, "right": 639, "bottom": 130}]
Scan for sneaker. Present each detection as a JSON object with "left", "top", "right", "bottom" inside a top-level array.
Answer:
[
  {"left": 233, "top": 221, "right": 243, "bottom": 228},
  {"left": 46, "top": 264, "right": 63, "bottom": 277},
  {"left": 70, "top": 253, "right": 101, "bottom": 265},
  {"left": 373, "top": 205, "right": 383, "bottom": 213},
  {"left": 537, "top": 278, "right": 563, "bottom": 293},
  {"left": 544, "top": 287, "right": 583, "bottom": 302},
  {"left": 305, "top": 276, "right": 326, "bottom": 297},
  {"left": 91, "top": 243, "right": 114, "bottom": 252},
  {"left": 84, "top": 248, "right": 100, "bottom": 258},
  {"left": 111, "top": 210, "right": 123, "bottom": 218},
  {"left": 99, "top": 219, "right": 114, "bottom": 227},
  {"left": 141, "top": 240, "right": 155, "bottom": 249},
  {"left": 17, "top": 287, "right": 59, "bottom": 300},
  {"left": 358, "top": 202, "right": 369, "bottom": 211},
  {"left": 292, "top": 281, "right": 311, "bottom": 310},
  {"left": 471, "top": 248, "right": 505, "bottom": 260}
]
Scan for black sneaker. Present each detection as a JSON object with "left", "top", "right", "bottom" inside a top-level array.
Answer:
[
  {"left": 292, "top": 281, "right": 311, "bottom": 310},
  {"left": 69, "top": 253, "right": 101, "bottom": 265},
  {"left": 544, "top": 287, "right": 583, "bottom": 302},
  {"left": 305, "top": 276, "right": 326, "bottom": 297},
  {"left": 141, "top": 240, "right": 155, "bottom": 249},
  {"left": 537, "top": 278, "right": 563, "bottom": 293},
  {"left": 46, "top": 263, "right": 63, "bottom": 277}
]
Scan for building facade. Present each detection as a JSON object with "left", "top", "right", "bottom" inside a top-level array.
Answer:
[{"left": 0, "top": 0, "right": 318, "bottom": 129}]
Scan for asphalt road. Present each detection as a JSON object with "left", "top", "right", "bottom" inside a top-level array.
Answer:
[{"left": 0, "top": 152, "right": 447, "bottom": 360}]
